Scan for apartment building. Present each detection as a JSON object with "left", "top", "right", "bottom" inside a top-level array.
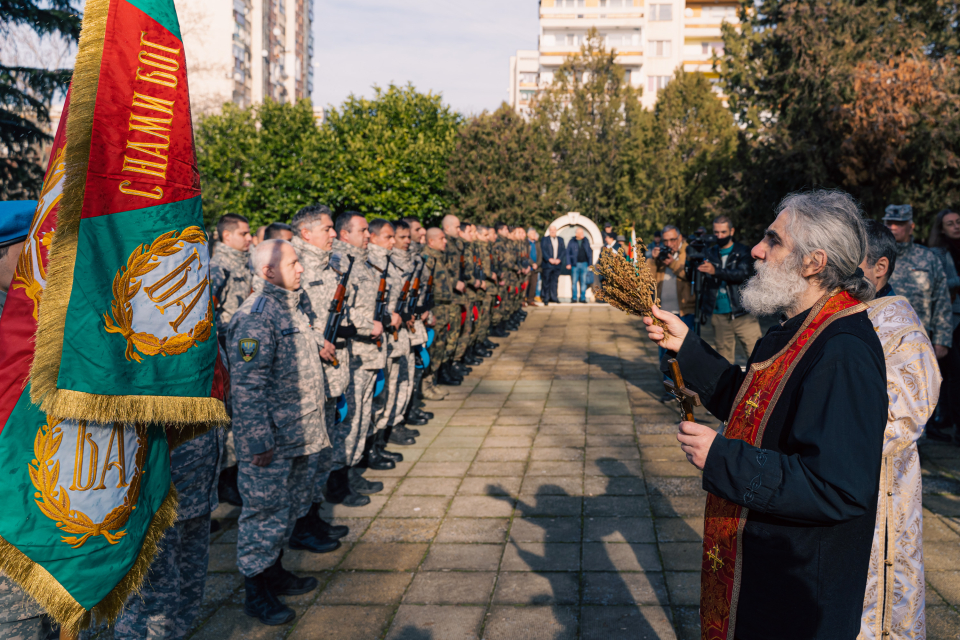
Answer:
[
  {"left": 509, "top": 0, "right": 736, "bottom": 113},
  {"left": 175, "top": 0, "right": 315, "bottom": 115}
]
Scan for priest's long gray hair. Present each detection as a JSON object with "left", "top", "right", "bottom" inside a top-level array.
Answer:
[{"left": 778, "top": 190, "right": 876, "bottom": 302}]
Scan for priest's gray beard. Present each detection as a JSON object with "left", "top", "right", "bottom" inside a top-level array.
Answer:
[{"left": 740, "top": 256, "right": 810, "bottom": 317}]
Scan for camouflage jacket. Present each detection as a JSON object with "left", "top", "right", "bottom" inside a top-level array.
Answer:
[
  {"left": 292, "top": 236, "right": 350, "bottom": 398},
  {"left": 332, "top": 239, "right": 386, "bottom": 370},
  {"left": 210, "top": 244, "right": 253, "bottom": 327},
  {"left": 369, "top": 243, "right": 411, "bottom": 358},
  {"left": 391, "top": 248, "right": 428, "bottom": 346},
  {"left": 422, "top": 246, "right": 454, "bottom": 304},
  {"left": 517, "top": 239, "right": 532, "bottom": 270},
  {"left": 172, "top": 427, "right": 222, "bottom": 521},
  {"left": 889, "top": 241, "right": 954, "bottom": 347},
  {"left": 226, "top": 281, "right": 329, "bottom": 460},
  {"left": 410, "top": 241, "right": 424, "bottom": 256},
  {"left": 495, "top": 236, "right": 517, "bottom": 286}
]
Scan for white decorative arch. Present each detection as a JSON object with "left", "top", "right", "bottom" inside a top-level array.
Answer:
[{"left": 544, "top": 212, "right": 604, "bottom": 302}]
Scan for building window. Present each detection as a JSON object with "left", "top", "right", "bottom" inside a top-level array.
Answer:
[
  {"left": 520, "top": 72, "right": 539, "bottom": 84},
  {"left": 701, "top": 42, "right": 725, "bottom": 55},
  {"left": 649, "top": 4, "right": 673, "bottom": 20},
  {"left": 566, "top": 33, "right": 578, "bottom": 46},
  {"left": 520, "top": 90, "right": 537, "bottom": 101},
  {"left": 624, "top": 68, "right": 632, "bottom": 84},
  {"left": 649, "top": 40, "right": 672, "bottom": 56},
  {"left": 647, "top": 75, "right": 671, "bottom": 92}
]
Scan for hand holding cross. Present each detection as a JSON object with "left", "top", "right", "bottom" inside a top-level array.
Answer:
[{"left": 663, "top": 359, "right": 701, "bottom": 422}]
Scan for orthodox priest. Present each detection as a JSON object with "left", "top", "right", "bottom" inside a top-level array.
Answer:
[{"left": 645, "top": 190, "right": 887, "bottom": 640}]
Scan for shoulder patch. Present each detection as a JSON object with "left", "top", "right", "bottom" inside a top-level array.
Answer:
[
  {"left": 252, "top": 297, "right": 267, "bottom": 314},
  {"left": 238, "top": 338, "right": 259, "bottom": 362}
]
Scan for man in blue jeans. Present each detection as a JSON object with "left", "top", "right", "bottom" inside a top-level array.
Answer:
[{"left": 566, "top": 227, "right": 593, "bottom": 303}]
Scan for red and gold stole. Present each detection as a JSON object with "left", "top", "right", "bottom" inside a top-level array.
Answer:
[{"left": 700, "top": 291, "right": 866, "bottom": 640}]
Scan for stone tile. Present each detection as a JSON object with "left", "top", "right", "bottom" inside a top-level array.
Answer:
[
  {"left": 673, "top": 606, "right": 701, "bottom": 640},
  {"left": 361, "top": 518, "right": 442, "bottom": 543},
  {"left": 644, "top": 461, "right": 702, "bottom": 477},
  {"left": 422, "top": 543, "right": 504, "bottom": 571},
  {"left": 500, "top": 542, "right": 581, "bottom": 571},
  {"left": 468, "top": 461, "right": 527, "bottom": 477},
  {"left": 510, "top": 517, "right": 582, "bottom": 543},
  {"left": 586, "top": 447, "right": 641, "bottom": 461},
  {"left": 535, "top": 434, "right": 587, "bottom": 448},
  {"left": 641, "top": 446, "right": 688, "bottom": 462},
  {"left": 584, "top": 476, "right": 646, "bottom": 496},
  {"left": 926, "top": 570, "right": 960, "bottom": 605},
  {"left": 584, "top": 517, "right": 656, "bottom": 543},
  {"left": 584, "top": 496, "right": 650, "bottom": 517},
  {"left": 318, "top": 495, "right": 389, "bottom": 519},
  {"left": 585, "top": 459, "right": 643, "bottom": 476},
  {"left": 650, "top": 495, "right": 707, "bottom": 517},
  {"left": 191, "top": 606, "right": 303, "bottom": 639},
  {"left": 483, "top": 606, "right": 579, "bottom": 640},
  {"left": 527, "top": 460, "right": 584, "bottom": 477},
  {"left": 495, "top": 415, "right": 542, "bottom": 425},
  {"left": 924, "top": 514, "right": 960, "bottom": 541},
  {"left": 483, "top": 436, "right": 534, "bottom": 448},
  {"left": 582, "top": 572, "right": 668, "bottom": 605},
  {"left": 403, "top": 571, "right": 497, "bottom": 604},
  {"left": 438, "top": 426, "right": 490, "bottom": 437},
  {"left": 586, "top": 423, "right": 635, "bottom": 435},
  {"left": 517, "top": 495, "right": 583, "bottom": 517},
  {"left": 666, "top": 571, "right": 700, "bottom": 605},
  {"left": 385, "top": 604, "right": 485, "bottom": 640},
  {"left": 580, "top": 605, "right": 677, "bottom": 640},
  {"left": 645, "top": 477, "right": 704, "bottom": 497},
  {"left": 317, "top": 571, "right": 413, "bottom": 604},
  {"left": 539, "top": 424, "right": 588, "bottom": 435},
  {"left": 926, "top": 606, "right": 960, "bottom": 639},
  {"left": 428, "top": 436, "right": 485, "bottom": 448},
  {"left": 489, "top": 426, "right": 538, "bottom": 438},
  {"left": 380, "top": 495, "right": 451, "bottom": 518},
  {"left": 475, "top": 447, "right": 530, "bottom": 462},
  {"left": 288, "top": 605, "right": 392, "bottom": 640},
  {"left": 925, "top": 541, "right": 960, "bottom": 570},
  {"left": 493, "top": 572, "right": 580, "bottom": 604},
  {"left": 408, "top": 462, "right": 471, "bottom": 477},
  {"left": 282, "top": 545, "right": 352, "bottom": 572},
  {"left": 418, "top": 447, "right": 478, "bottom": 462},
  {"left": 530, "top": 447, "right": 585, "bottom": 461},
  {"left": 458, "top": 476, "right": 523, "bottom": 495},
  {"left": 520, "top": 475, "right": 584, "bottom": 496},
  {"left": 656, "top": 518, "right": 704, "bottom": 542},
  {"left": 395, "top": 477, "right": 461, "bottom": 496},
  {"left": 449, "top": 495, "right": 517, "bottom": 517},
  {"left": 340, "top": 543, "right": 428, "bottom": 571},
  {"left": 583, "top": 542, "right": 662, "bottom": 572},
  {"left": 435, "top": 518, "right": 509, "bottom": 543},
  {"left": 660, "top": 542, "right": 704, "bottom": 571}
]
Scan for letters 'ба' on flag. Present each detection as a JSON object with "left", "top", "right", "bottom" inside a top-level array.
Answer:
[{"left": 0, "top": 0, "right": 227, "bottom": 632}]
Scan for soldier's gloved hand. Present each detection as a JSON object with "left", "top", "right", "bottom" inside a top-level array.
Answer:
[
  {"left": 372, "top": 320, "right": 384, "bottom": 339},
  {"left": 252, "top": 448, "right": 274, "bottom": 467},
  {"left": 320, "top": 340, "right": 336, "bottom": 362}
]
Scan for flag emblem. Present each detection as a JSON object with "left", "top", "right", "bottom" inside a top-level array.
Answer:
[
  {"left": 239, "top": 339, "right": 259, "bottom": 362},
  {"left": 29, "top": 417, "right": 148, "bottom": 549},
  {"left": 103, "top": 227, "right": 214, "bottom": 363}
]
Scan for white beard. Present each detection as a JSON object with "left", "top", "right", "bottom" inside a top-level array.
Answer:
[{"left": 740, "top": 258, "right": 810, "bottom": 317}]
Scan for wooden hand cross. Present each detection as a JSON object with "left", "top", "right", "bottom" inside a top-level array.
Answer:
[{"left": 663, "top": 358, "right": 701, "bottom": 422}]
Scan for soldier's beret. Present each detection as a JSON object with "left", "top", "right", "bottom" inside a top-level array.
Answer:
[{"left": 0, "top": 200, "right": 37, "bottom": 249}]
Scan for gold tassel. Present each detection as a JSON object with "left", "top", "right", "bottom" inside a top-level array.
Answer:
[
  {"left": 0, "top": 484, "right": 179, "bottom": 634},
  {"left": 28, "top": 0, "right": 228, "bottom": 428}
]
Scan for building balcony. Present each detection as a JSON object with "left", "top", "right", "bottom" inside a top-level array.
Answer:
[
  {"left": 541, "top": 16, "right": 643, "bottom": 27},
  {"left": 541, "top": 5, "right": 641, "bottom": 15}
]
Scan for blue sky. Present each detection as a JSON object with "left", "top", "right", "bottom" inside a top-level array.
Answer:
[{"left": 312, "top": 0, "right": 540, "bottom": 117}]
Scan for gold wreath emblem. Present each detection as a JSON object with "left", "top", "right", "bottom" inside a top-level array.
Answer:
[
  {"left": 103, "top": 227, "right": 214, "bottom": 363},
  {"left": 29, "top": 417, "right": 149, "bottom": 548}
]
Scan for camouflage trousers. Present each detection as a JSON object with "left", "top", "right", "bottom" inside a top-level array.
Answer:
[
  {"left": 452, "top": 303, "right": 473, "bottom": 361},
  {"left": 0, "top": 575, "right": 42, "bottom": 640},
  {"left": 113, "top": 514, "right": 210, "bottom": 640},
  {"left": 343, "top": 365, "right": 377, "bottom": 467},
  {"left": 237, "top": 454, "right": 316, "bottom": 577},
  {"left": 314, "top": 397, "right": 344, "bottom": 497},
  {"left": 427, "top": 305, "right": 455, "bottom": 374},
  {"left": 474, "top": 294, "right": 492, "bottom": 344},
  {"left": 373, "top": 353, "right": 414, "bottom": 433}
]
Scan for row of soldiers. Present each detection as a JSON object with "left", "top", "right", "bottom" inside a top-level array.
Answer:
[{"left": 192, "top": 208, "right": 534, "bottom": 628}]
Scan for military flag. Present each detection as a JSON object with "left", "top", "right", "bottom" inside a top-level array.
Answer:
[{"left": 0, "top": 0, "right": 226, "bottom": 632}]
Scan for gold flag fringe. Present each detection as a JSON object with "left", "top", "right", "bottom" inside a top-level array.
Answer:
[
  {"left": 0, "top": 484, "right": 179, "bottom": 635},
  {"left": 28, "top": 0, "right": 229, "bottom": 428}
]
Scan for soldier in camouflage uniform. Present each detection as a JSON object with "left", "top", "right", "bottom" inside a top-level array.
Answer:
[
  {"left": 422, "top": 228, "right": 461, "bottom": 386},
  {"left": 0, "top": 208, "right": 44, "bottom": 640},
  {"left": 113, "top": 428, "right": 223, "bottom": 640},
  {"left": 328, "top": 213, "right": 387, "bottom": 507},
  {"left": 472, "top": 226, "right": 498, "bottom": 353},
  {"left": 884, "top": 205, "right": 953, "bottom": 352},
  {"left": 411, "top": 228, "right": 447, "bottom": 400},
  {"left": 288, "top": 205, "right": 352, "bottom": 543},
  {"left": 227, "top": 239, "right": 336, "bottom": 626},
  {"left": 459, "top": 222, "right": 491, "bottom": 364},
  {"left": 442, "top": 215, "right": 472, "bottom": 372}
]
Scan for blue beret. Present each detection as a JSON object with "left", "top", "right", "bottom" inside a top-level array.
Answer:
[{"left": 0, "top": 200, "right": 37, "bottom": 249}]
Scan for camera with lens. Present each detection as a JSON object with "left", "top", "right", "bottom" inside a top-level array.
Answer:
[{"left": 685, "top": 234, "right": 718, "bottom": 279}]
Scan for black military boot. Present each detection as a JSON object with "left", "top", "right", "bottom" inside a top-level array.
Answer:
[
  {"left": 483, "top": 339, "right": 499, "bottom": 350},
  {"left": 474, "top": 345, "right": 493, "bottom": 358},
  {"left": 437, "top": 363, "right": 462, "bottom": 385},
  {"left": 378, "top": 432, "right": 404, "bottom": 462},
  {"left": 412, "top": 406, "right": 434, "bottom": 421},
  {"left": 217, "top": 465, "right": 243, "bottom": 507},
  {"left": 454, "top": 361, "right": 473, "bottom": 375},
  {"left": 306, "top": 502, "right": 350, "bottom": 540},
  {"left": 325, "top": 467, "right": 371, "bottom": 507},
  {"left": 361, "top": 433, "right": 395, "bottom": 470},
  {"left": 493, "top": 322, "right": 510, "bottom": 337},
  {"left": 394, "top": 422, "right": 420, "bottom": 438},
  {"left": 463, "top": 350, "right": 482, "bottom": 366},
  {"left": 348, "top": 466, "right": 384, "bottom": 494},
  {"left": 388, "top": 424, "right": 417, "bottom": 445},
  {"left": 244, "top": 571, "right": 295, "bottom": 626},
  {"left": 289, "top": 516, "right": 342, "bottom": 553},
  {"left": 264, "top": 551, "right": 319, "bottom": 595},
  {"left": 405, "top": 410, "right": 428, "bottom": 427}
]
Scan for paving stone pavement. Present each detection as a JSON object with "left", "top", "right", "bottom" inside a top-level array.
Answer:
[{"left": 182, "top": 305, "right": 960, "bottom": 640}]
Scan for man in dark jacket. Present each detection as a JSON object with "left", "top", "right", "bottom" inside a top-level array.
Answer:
[
  {"left": 540, "top": 225, "right": 566, "bottom": 304},
  {"left": 697, "top": 216, "right": 762, "bottom": 363},
  {"left": 566, "top": 228, "right": 593, "bottom": 303}
]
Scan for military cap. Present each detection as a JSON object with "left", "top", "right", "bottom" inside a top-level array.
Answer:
[
  {"left": 0, "top": 200, "right": 36, "bottom": 249},
  {"left": 883, "top": 204, "right": 913, "bottom": 222}
]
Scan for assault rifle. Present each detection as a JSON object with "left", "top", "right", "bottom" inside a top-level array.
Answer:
[
  {"left": 322, "top": 255, "right": 354, "bottom": 368},
  {"left": 420, "top": 273, "right": 434, "bottom": 313},
  {"left": 404, "top": 259, "right": 425, "bottom": 319},
  {"left": 391, "top": 259, "right": 411, "bottom": 342},
  {"left": 370, "top": 261, "right": 389, "bottom": 349}
]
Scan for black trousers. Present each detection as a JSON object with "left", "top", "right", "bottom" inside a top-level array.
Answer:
[{"left": 543, "top": 267, "right": 561, "bottom": 303}]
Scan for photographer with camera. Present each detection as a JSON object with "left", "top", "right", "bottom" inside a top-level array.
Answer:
[{"left": 694, "top": 215, "right": 761, "bottom": 364}]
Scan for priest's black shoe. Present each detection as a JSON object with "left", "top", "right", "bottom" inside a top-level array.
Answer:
[
  {"left": 217, "top": 465, "right": 243, "bottom": 507},
  {"left": 306, "top": 502, "right": 349, "bottom": 540},
  {"left": 325, "top": 468, "right": 371, "bottom": 507},
  {"left": 244, "top": 573, "right": 295, "bottom": 626},
  {"left": 264, "top": 551, "right": 319, "bottom": 595},
  {"left": 289, "top": 518, "right": 342, "bottom": 554},
  {"left": 349, "top": 467, "right": 384, "bottom": 494},
  {"left": 395, "top": 422, "right": 420, "bottom": 438}
]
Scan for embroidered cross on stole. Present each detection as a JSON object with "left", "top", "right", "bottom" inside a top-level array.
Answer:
[{"left": 699, "top": 291, "right": 867, "bottom": 640}]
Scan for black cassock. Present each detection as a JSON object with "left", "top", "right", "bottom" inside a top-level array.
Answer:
[{"left": 664, "top": 305, "right": 887, "bottom": 640}]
